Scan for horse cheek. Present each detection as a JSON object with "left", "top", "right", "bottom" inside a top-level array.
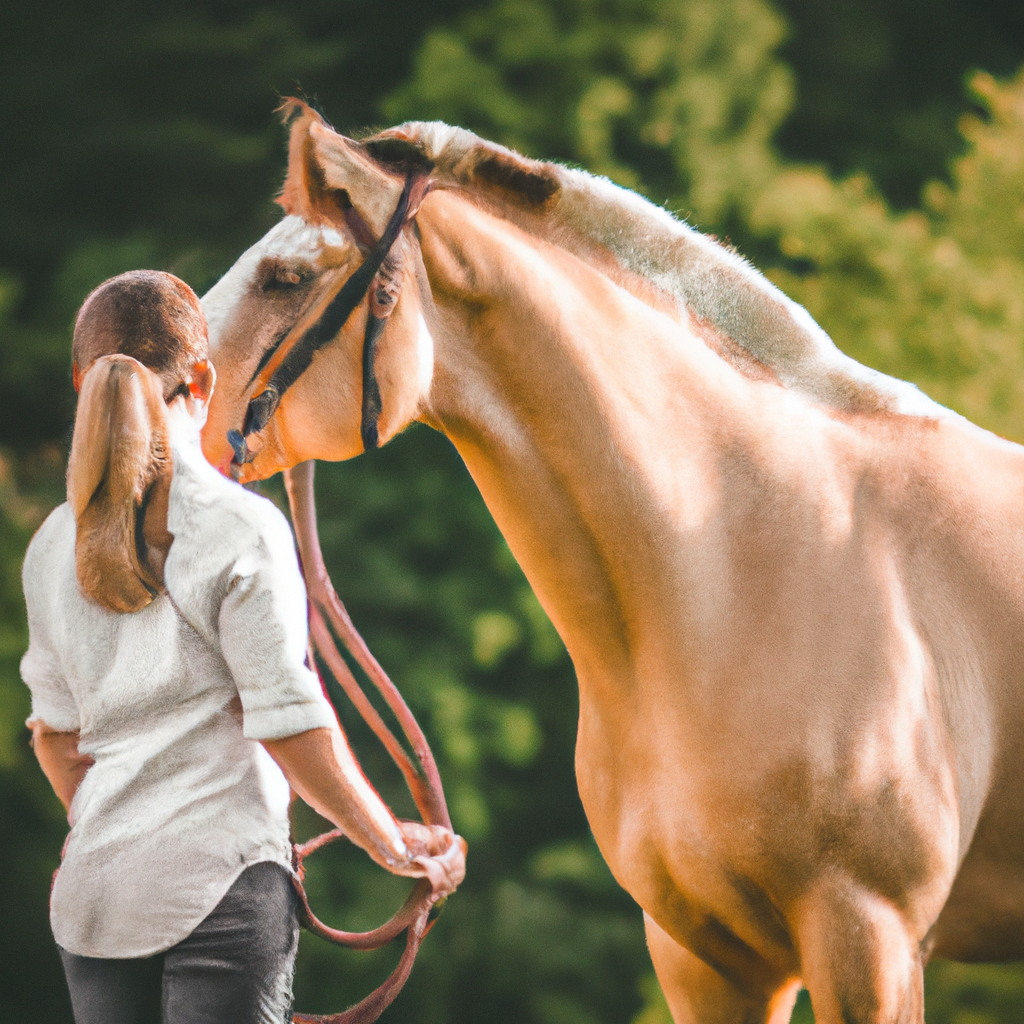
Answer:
[
  {"left": 375, "top": 302, "right": 434, "bottom": 445},
  {"left": 283, "top": 339, "right": 366, "bottom": 463}
]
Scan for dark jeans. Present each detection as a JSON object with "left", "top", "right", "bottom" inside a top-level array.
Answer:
[{"left": 58, "top": 861, "right": 299, "bottom": 1024}]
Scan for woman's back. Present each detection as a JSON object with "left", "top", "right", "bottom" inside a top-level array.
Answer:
[
  {"left": 21, "top": 268, "right": 463, "bottom": 1024},
  {"left": 22, "top": 416, "right": 334, "bottom": 958}
]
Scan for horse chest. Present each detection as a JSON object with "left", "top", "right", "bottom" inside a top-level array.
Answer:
[
  {"left": 572, "top": 663, "right": 963, "bottom": 969},
  {"left": 573, "top": 701, "right": 801, "bottom": 976},
  {"left": 572, "top": 682, "right": 731, "bottom": 902}
]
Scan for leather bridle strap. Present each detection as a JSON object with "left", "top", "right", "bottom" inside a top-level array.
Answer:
[
  {"left": 359, "top": 313, "right": 387, "bottom": 450},
  {"left": 228, "top": 172, "right": 416, "bottom": 465}
]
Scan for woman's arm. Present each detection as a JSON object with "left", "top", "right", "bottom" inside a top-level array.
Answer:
[
  {"left": 210, "top": 494, "right": 464, "bottom": 894},
  {"left": 262, "top": 725, "right": 465, "bottom": 895},
  {"left": 29, "top": 720, "right": 93, "bottom": 815}
]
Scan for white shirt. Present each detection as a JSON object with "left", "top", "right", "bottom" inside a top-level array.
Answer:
[{"left": 20, "top": 421, "right": 337, "bottom": 958}]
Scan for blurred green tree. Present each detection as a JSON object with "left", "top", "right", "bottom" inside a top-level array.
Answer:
[
  {"left": 383, "top": 0, "right": 792, "bottom": 230},
  {"left": 772, "top": 0, "right": 1024, "bottom": 209},
  {"left": 750, "top": 68, "right": 1024, "bottom": 441}
]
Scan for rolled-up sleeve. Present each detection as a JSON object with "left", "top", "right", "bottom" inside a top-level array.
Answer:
[
  {"left": 217, "top": 516, "right": 337, "bottom": 742},
  {"left": 21, "top": 644, "right": 79, "bottom": 732}
]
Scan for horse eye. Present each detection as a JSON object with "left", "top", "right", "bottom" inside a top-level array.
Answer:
[{"left": 256, "top": 257, "right": 306, "bottom": 292}]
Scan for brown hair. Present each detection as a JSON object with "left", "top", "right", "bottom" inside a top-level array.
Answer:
[
  {"left": 67, "top": 271, "right": 208, "bottom": 612},
  {"left": 73, "top": 270, "right": 208, "bottom": 391}
]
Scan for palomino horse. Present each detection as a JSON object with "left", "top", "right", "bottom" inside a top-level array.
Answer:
[{"left": 201, "top": 102, "right": 1024, "bottom": 1024}]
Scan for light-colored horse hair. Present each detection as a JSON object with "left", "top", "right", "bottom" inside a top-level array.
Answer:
[
  {"left": 67, "top": 354, "right": 169, "bottom": 613},
  {"left": 382, "top": 121, "right": 951, "bottom": 420}
]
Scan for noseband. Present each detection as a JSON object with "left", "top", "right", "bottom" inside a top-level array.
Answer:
[{"left": 228, "top": 172, "right": 417, "bottom": 465}]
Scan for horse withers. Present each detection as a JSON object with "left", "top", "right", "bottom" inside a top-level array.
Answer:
[{"left": 200, "top": 101, "right": 1024, "bottom": 1024}]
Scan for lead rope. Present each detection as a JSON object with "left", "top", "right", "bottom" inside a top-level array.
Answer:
[{"left": 283, "top": 461, "right": 453, "bottom": 1024}]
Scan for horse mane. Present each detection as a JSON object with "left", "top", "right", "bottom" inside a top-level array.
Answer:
[{"left": 378, "top": 121, "right": 950, "bottom": 419}]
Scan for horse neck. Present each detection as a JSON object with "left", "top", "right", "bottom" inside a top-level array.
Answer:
[{"left": 415, "top": 192, "right": 765, "bottom": 681}]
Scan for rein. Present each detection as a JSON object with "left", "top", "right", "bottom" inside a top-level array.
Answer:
[
  {"left": 228, "top": 172, "right": 417, "bottom": 465},
  {"left": 226, "top": 173, "right": 449, "bottom": 1023},
  {"left": 284, "top": 461, "right": 453, "bottom": 1024}
]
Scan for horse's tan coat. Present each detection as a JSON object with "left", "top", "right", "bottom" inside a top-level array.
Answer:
[{"left": 201, "top": 108, "right": 1024, "bottom": 1024}]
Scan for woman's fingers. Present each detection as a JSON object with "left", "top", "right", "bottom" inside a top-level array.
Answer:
[
  {"left": 397, "top": 822, "right": 467, "bottom": 894},
  {"left": 399, "top": 821, "right": 458, "bottom": 857}
]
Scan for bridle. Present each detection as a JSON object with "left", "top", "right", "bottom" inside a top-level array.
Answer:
[
  {"left": 226, "top": 178, "right": 454, "bottom": 1024},
  {"left": 228, "top": 170, "right": 420, "bottom": 465}
]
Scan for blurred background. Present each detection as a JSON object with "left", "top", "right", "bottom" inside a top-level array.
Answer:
[{"left": 3, "top": 1, "right": 1024, "bottom": 1021}]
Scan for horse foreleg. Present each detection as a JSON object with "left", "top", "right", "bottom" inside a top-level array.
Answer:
[
  {"left": 644, "top": 914, "right": 800, "bottom": 1024},
  {"left": 794, "top": 881, "right": 925, "bottom": 1024}
]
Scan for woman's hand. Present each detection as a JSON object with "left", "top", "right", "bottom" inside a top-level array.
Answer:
[
  {"left": 262, "top": 725, "right": 466, "bottom": 894},
  {"left": 397, "top": 822, "right": 467, "bottom": 896}
]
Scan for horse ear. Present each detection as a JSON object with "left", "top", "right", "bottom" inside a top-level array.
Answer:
[{"left": 278, "top": 101, "right": 405, "bottom": 236}]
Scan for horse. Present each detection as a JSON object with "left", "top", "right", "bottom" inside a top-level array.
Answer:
[{"left": 200, "top": 101, "right": 1024, "bottom": 1024}]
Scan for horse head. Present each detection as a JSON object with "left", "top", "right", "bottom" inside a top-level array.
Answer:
[
  {"left": 202, "top": 103, "right": 433, "bottom": 479},
  {"left": 202, "top": 101, "right": 566, "bottom": 481}
]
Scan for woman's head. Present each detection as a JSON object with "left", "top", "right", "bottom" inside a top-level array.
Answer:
[
  {"left": 68, "top": 271, "right": 214, "bottom": 613},
  {"left": 73, "top": 270, "right": 212, "bottom": 401}
]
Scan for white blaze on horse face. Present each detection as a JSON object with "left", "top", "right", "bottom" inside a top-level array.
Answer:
[{"left": 201, "top": 211, "right": 434, "bottom": 474}]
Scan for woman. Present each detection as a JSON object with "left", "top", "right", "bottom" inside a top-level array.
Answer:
[{"left": 20, "top": 270, "right": 464, "bottom": 1024}]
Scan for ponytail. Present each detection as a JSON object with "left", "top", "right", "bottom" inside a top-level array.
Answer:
[{"left": 67, "top": 355, "right": 170, "bottom": 612}]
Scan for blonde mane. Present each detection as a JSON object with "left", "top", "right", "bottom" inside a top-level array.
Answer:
[{"left": 388, "top": 121, "right": 949, "bottom": 419}]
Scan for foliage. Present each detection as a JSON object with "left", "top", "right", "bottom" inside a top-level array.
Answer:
[
  {"left": 749, "top": 68, "right": 1024, "bottom": 441},
  {"left": 383, "top": 0, "right": 792, "bottom": 228},
  {"left": 926, "top": 962, "right": 1024, "bottom": 1024},
  {"left": 3, "top": 1, "right": 1024, "bottom": 1023},
  {"left": 0, "top": 450, "right": 70, "bottom": 1021},
  {"left": 771, "top": 0, "right": 1024, "bottom": 208}
]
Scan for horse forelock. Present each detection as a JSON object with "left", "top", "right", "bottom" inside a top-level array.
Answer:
[{"left": 377, "top": 121, "right": 950, "bottom": 420}]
